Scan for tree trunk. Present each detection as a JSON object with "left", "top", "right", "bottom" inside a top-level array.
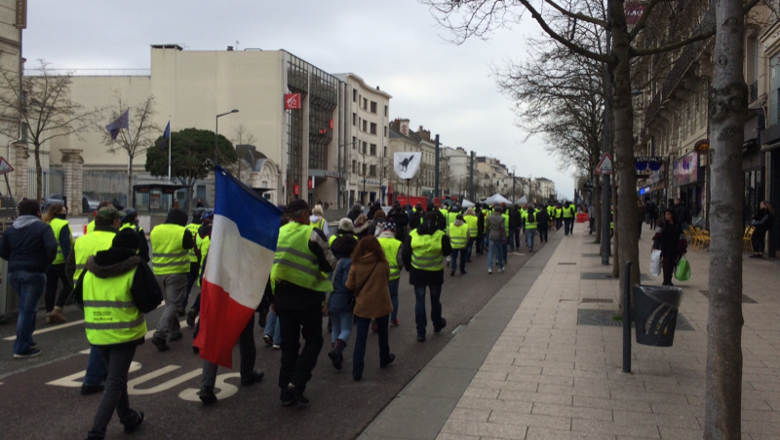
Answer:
[
  {"left": 612, "top": 174, "right": 620, "bottom": 279},
  {"left": 704, "top": 0, "right": 745, "bottom": 437},
  {"left": 594, "top": 177, "right": 602, "bottom": 244},
  {"left": 127, "top": 155, "right": 134, "bottom": 208},
  {"left": 610, "top": 0, "right": 640, "bottom": 295},
  {"left": 34, "top": 143, "right": 43, "bottom": 202}
]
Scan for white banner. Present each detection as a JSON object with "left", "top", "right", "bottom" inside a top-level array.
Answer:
[{"left": 394, "top": 152, "right": 422, "bottom": 180}]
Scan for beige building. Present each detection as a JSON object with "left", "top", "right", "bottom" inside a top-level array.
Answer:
[
  {"left": 0, "top": 0, "right": 24, "bottom": 202},
  {"left": 35, "top": 45, "right": 390, "bottom": 211},
  {"left": 335, "top": 73, "right": 391, "bottom": 206}
]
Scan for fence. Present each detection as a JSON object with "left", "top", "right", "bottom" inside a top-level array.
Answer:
[
  {"left": 27, "top": 167, "right": 63, "bottom": 200},
  {"left": 83, "top": 170, "right": 130, "bottom": 207}
]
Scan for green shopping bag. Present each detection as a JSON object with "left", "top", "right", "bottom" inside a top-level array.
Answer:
[{"left": 674, "top": 256, "right": 690, "bottom": 281}]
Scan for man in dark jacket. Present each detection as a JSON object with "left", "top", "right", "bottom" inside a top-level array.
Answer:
[
  {"left": 673, "top": 199, "right": 691, "bottom": 230},
  {"left": 475, "top": 205, "right": 485, "bottom": 255},
  {"left": 0, "top": 199, "right": 58, "bottom": 358},
  {"left": 508, "top": 205, "right": 522, "bottom": 251},
  {"left": 409, "top": 205, "right": 424, "bottom": 230},
  {"left": 402, "top": 212, "right": 452, "bottom": 342},
  {"left": 427, "top": 204, "right": 446, "bottom": 232},
  {"left": 536, "top": 205, "right": 551, "bottom": 244},
  {"left": 388, "top": 201, "right": 409, "bottom": 244}
]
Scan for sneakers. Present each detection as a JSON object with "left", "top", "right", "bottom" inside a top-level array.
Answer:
[
  {"left": 280, "top": 387, "right": 296, "bottom": 407},
  {"left": 186, "top": 309, "right": 197, "bottom": 327},
  {"left": 13, "top": 348, "right": 41, "bottom": 359},
  {"left": 498, "top": 267, "right": 505, "bottom": 273},
  {"left": 240, "top": 370, "right": 265, "bottom": 387},
  {"left": 169, "top": 333, "right": 183, "bottom": 342},
  {"left": 450, "top": 270, "right": 455, "bottom": 277},
  {"left": 151, "top": 337, "right": 170, "bottom": 352},
  {"left": 272, "top": 344, "right": 281, "bottom": 349},
  {"left": 416, "top": 334, "right": 426, "bottom": 342},
  {"left": 434, "top": 318, "right": 447, "bottom": 334},
  {"left": 328, "top": 350, "right": 343, "bottom": 370},
  {"left": 198, "top": 386, "right": 217, "bottom": 405},
  {"left": 488, "top": 268, "right": 492, "bottom": 274},
  {"left": 390, "top": 318, "right": 400, "bottom": 327},
  {"left": 80, "top": 384, "right": 104, "bottom": 396},
  {"left": 263, "top": 334, "right": 273, "bottom": 346},
  {"left": 123, "top": 411, "right": 145, "bottom": 433},
  {"left": 380, "top": 354, "right": 396, "bottom": 368},
  {"left": 177, "top": 307, "right": 186, "bottom": 317},
  {"left": 460, "top": 270, "right": 467, "bottom": 275},
  {"left": 287, "top": 384, "right": 308, "bottom": 404}
]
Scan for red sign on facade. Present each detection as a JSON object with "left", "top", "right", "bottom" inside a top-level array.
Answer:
[
  {"left": 329, "top": 119, "right": 334, "bottom": 130},
  {"left": 284, "top": 93, "right": 301, "bottom": 110},
  {"left": 293, "top": 184, "right": 300, "bottom": 195}
]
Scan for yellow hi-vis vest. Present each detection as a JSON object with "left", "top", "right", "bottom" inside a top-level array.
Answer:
[
  {"left": 271, "top": 222, "right": 333, "bottom": 292},
  {"left": 555, "top": 208, "right": 563, "bottom": 219},
  {"left": 464, "top": 215, "right": 478, "bottom": 238},
  {"left": 150, "top": 224, "right": 190, "bottom": 275},
  {"left": 502, "top": 212, "right": 510, "bottom": 234},
  {"left": 49, "top": 218, "right": 71, "bottom": 265},
  {"left": 448, "top": 223, "right": 469, "bottom": 250},
  {"left": 312, "top": 217, "right": 326, "bottom": 231},
  {"left": 197, "top": 236, "right": 211, "bottom": 287},
  {"left": 378, "top": 236, "right": 402, "bottom": 281},
  {"left": 523, "top": 209, "right": 539, "bottom": 230},
  {"left": 409, "top": 229, "right": 444, "bottom": 271},
  {"left": 329, "top": 232, "right": 356, "bottom": 246},
  {"left": 83, "top": 267, "right": 147, "bottom": 345},
  {"left": 86, "top": 220, "right": 95, "bottom": 234},
  {"left": 563, "top": 204, "right": 576, "bottom": 218},
  {"left": 73, "top": 231, "right": 116, "bottom": 284},
  {"left": 186, "top": 223, "right": 201, "bottom": 263}
]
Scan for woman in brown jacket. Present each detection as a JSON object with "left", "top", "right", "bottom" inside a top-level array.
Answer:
[{"left": 346, "top": 236, "right": 395, "bottom": 380}]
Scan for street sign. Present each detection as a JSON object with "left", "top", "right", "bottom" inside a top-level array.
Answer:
[
  {"left": 284, "top": 93, "right": 301, "bottom": 110},
  {"left": 594, "top": 153, "right": 613, "bottom": 175},
  {"left": 0, "top": 157, "right": 14, "bottom": 175}
]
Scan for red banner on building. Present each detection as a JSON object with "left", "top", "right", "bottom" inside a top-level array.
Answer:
[{"left": 284, "top": 93, "right": 301, "bottom": 110}]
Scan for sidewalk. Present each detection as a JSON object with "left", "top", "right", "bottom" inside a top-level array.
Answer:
[{"left": 361, "top": 225, "right": 780, "bottom": 440}]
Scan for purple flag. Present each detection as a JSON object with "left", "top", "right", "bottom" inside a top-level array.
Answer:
[{"left": 106, "top": 110, "right": 129, "bottom": 140}]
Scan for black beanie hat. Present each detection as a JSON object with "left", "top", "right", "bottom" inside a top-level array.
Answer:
[{"left": 112, "top": 228, "right": 140, "bottom": 250}]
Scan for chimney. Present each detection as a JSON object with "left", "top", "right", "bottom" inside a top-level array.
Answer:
[{"left": 227, "top": 46, "right": 234, "bottom": 51}]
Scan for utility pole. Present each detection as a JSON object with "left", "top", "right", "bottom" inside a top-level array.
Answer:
[{"left": 434, "top": 134, "right": 440, "bottom": 203}]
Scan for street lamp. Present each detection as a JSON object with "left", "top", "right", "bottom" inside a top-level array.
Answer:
[{"left": 215, "top": 109, "right": 239, "bottom": 165}]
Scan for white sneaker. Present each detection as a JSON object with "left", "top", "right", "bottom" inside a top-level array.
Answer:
[
  {"left": 488, "top": 268, "right": 492, "bottom": 274},
  {"left": 498, "top": 267, "right": 505, "bottom": 273}
]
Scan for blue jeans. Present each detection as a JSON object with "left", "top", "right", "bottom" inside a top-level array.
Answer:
[
  {"left": 564, "top": 218, "right": 574, "bottom": 235},
  {"left": 388, "top": 278, "right": 400, "bottom": 321},
  {"left": 84, "top": 346, "right": 108, "bottom": 387},
  {"left": 508, "top": 229, "right": 520, "bottom": 250},
  {"left": 353, "top": 315, "right": 390, "bottom": 377},
  {"left": 538, "top": 227, "right": 548, "bottom": 243},
  {"left": 502, "top": 242, "right": 508, "bottom": 262},
  {"left": 488, "top": 240, "right": 504, "bottom": 271},
  {"left": 264, "top": 308, "right": 282, "bottom": 346},
  {"left": 526, "top": 230, "right": 536, "bottom": 250},
  {"left": 330, "top": 311, "right": 353, "bottom": 345},
  {"left": 451, "top": 248, "right": 466, "bottom": 273},
  {"left": 414, "top": 284, "right": 443, "bottom": 336},
  {"left": 466, "top": 239, "right": 474, "bottom": 261},
  {"left": 9, "top": 271, "right": 46, "bottom": 355}
]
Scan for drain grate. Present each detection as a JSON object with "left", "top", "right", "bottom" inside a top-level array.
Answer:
[
  {"left": 581, "top": 298, "right": 613, "bottom": 303},
  {"left": 558, "top": 262, "right": 577, "bottom": 265},
  {"left": 700, "top": 290, "right": 756, "bottom": 304},
  {"left": 577, "top": 309, "right": 694, "bottom": 331}
]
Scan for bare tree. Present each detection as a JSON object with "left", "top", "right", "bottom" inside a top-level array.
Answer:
[
  {"left": 0, "top": 60, "right": 102, "bottom": 201},
  {"left": 101, "top": 93, "right": 160, "bottom": 206},
  {"left": 230, "top": 124, "right": 258, "bottom": 181}
]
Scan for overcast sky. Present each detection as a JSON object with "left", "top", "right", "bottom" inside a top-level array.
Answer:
[{"left": 25, "top": 0, "right": 577, "bottom": 198}]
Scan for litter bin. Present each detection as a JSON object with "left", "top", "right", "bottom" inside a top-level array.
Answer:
[{"left": 632, "top": 285, "right": 682, "bottom": 347}]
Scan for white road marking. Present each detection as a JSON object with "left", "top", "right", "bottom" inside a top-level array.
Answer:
[{"left": 2, "top": 320, "right": 86, "bottom": 341}]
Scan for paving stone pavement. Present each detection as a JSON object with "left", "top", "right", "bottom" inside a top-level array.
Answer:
[{"left": 361, "top": 225, "right": 780, "bottom": 440}]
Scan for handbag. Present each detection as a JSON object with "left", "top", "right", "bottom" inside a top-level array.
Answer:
[
  {"left": 674, "top": 256, "right": 691, "bottom": 281},
  {"left": 349, "top": 262, "right": 378, "bottom": 312},
  {"left": 650, "top": 249, "right": 661, "bottom": 277}
]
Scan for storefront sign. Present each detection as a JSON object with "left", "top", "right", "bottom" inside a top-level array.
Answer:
[
  {"left": 673, "top": 152, "right": 699, "bottom": 186},
  {"left": 650, "top": 164, "right": 665, "bottom": 192},
  {"left": 284, "top": 93, "right": 301, "bottom": 110}
]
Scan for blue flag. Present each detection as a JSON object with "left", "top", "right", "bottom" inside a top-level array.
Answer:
[
  {"left": 105, "top": 110, "right": 129, "bottom": 140},
  {"left": 160, "top": 121, "right": 170, "bottom": 150}
]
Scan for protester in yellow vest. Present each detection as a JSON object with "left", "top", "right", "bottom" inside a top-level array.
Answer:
[
  {"left": 402, "top": 211, "right": 452, "bottom": 342},
  {"left": 448, "top": 214, "right": 470, "bottom": 277},
  {"left": 186, "top": 210, "right": 214, "bottom": 331},
  {"left": 183, "top": 208, "right": 205, "bottom": 317},
  {"left": 377, "top": 221, "right": 404, "bottom": 327},
  {"left": 42, "top": 203, "right": 73, "bottom": 324},
  {"left": 463, "top": 207, "right": 479, "bottom": 262},
  {"left": 563, "top": 201, "right": 577, "bottom": 235},
  {"left": 329, "top": 218, "right": 357, "bottom": 246},
  {"left": 523, "top": 205, "right": 540, "bottom": 252},
  {"left": 119, "top": 208, "right": 149, "bottom": 262},
  {"left": 76, "top": 229, "right": 161, "bottom": 440},
  {"left": 309, "top": 204, "right": 330, "bottom": 237},
  {"left": 271, "top": 199, "right": 337, "bottom": 407},
  {"left": 149, "top": 208, "right": 195, "bottom": 352},
  {"left": 65, "top": 205, "right": 124, "bottom": 396},
  {"left": 85, "top": 201, "right": 114, "bottom": 235},
  {"left": 554, "top": 203, "right": 563, "bottom": 230}
]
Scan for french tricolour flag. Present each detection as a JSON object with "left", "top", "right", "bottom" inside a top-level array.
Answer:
[{"left": 194, "top": 167, "right": 282, "bottom": 368}]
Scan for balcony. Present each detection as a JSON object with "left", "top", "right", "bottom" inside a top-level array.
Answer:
[{"left": 749, "top": 80, "right": 758, "bottom": 103}]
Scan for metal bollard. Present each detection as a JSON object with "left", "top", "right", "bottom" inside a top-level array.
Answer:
[{"left": 622, "top": 261, "right": 632, "bottom": 374}]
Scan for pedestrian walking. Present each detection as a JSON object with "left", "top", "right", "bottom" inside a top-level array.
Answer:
[
  {"left": 536, "top": 205, "right": 550, "bottom": 244},
  {"left": 750, "top": 201, "right": 773, "bottom": 258},
  {"left": 448, "top": 214, "right": 470, "bottom": 276},
  {"left": 588, "top": 204, "right": 596, "bottom": 235},
  {"left": 464, "top": 207, "right": 479, "bottom": 262},
  {"left": 354, "top": 214, "right": 370, "bottom": 239},
  {"left": 377, "top": 221, "right": 403, "bottom": 327},
  {"left": 42, "top": 203, "right": 73, "bottom": 324},
  {"left": 648, "top": 201, "right": 659, "bottom": 230},
  {"left": 310, "top": 204, "right": 330, "bottom": 237},
  {"left": 554, "top": 203, "right": 563, "bottom": 230},
  {"left": 183, "top": 208, "right": 205, "bottom": 316},
  {"left": 0, "top": 199, "right": 58, "bottom": 358},
  {"left": 508, "top": 205, "right": 522, "bottom": 251},
  {"left": 326, "top": 234, "right": 358, "bottom": 370},
  {"left": 150, "top": 208, "right": 195, "bottom": 351},
  {"left": 119, "top": 209, "right": 149, "bottom": 263},
  {"left": 77, "top": 229, "right": 160, "bottom": 440},
  {"left": 563, "top": 201, "right": 576, "bottom": 235},
  {"left": 652, "top": 208, "right": 687, "bottom": 286},
  {"left": 347, "top": 203, "right": 362, "bottom": 222},
  {"left": 347, "top": 236, "right": 395, "bottom": 380},
  {"left": 402, "top": 211, "right": 451, "bottom": 342},
  {"left": 329, "top": 217, "right": 357, "bottom": 246},
  {"left": 271, "top": 199, "right": 337, "bottom": 406},
  {"left": 368, "top": 209, "right": 386, "bottom": 236},
  {"left": 523, "top": 205, "right": 540, "bottom": 252},
  {"left": 188, "top": 210, "right": 214, "bottom": 351},
  {"left": 485, "top": 206, "right": 506, "bottom": 274}
]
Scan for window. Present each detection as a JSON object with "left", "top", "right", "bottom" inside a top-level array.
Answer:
[
  {"left": 353, "top": 89, "right": 357, "bottom": 102},
  {"left": 370, "top": 101, "right": 377, "bottom": 113},
  {"left": 363, "top": 98, "right": 368, "bottom": 110},
  {"left": 370, "top": 122, "right": 377, "bottom": 134},
  {"left": 362, "top": 141, "right": 367, "bottom": 153},
  {"left": 384, "top": 126, "right": 388, "bottom": 137},
  {"left": 384, "top": 105, "right": 388, "bottom": 117},
  {"left": 383, "top": 146, "right": 387, "bottom": 157},
  {"left": 362, "top": 163, "right": 367, "bottom": 176},
  {"left": 352, "top": 160, "right": 357, "bottom": 173},
  {"left": 352, "top": 136, "right": 357, "bottom": 149},
  {"left": 352, "top": 113, "right": 357, "bottom": 126},
  {"left": 369, "top": 165, "right": 377, "bottom": 177},
  {"left": 370, "top": 144, "right": 377, "bottom": 155},
  {"left": 362, "top": 120, "right": 367, "bottom": 132}
]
